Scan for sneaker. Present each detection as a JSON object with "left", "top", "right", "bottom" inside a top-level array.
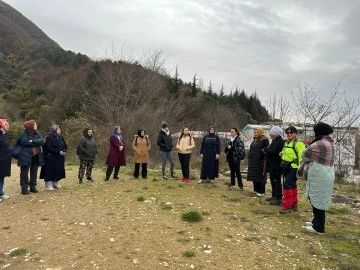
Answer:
[
  {"left": 292, "top": 204, "right": 298, "bottom": 211},
  {"left": 104, "top": 178, "right": 109, "bottom": 181},
  {"left": 45, "top": 181, "right": 54, "bottom": 191},
  {"left": 256, "top": 193, "right": 265, "bottom": 197},
  {"left": 180, "top": 176, "right": 185, "bottom": 181},
  {"left": 170, "top": 175, "right": 176, "bottom": 179},
  {"left": 197, "top": 179, "right": 203, "bottom": 184},
  {"left": 239, "top": 187, "right": 244, "bottom": 191},
  {"left": 134, "top": 177, "right": 139, "bottom": 180},
  {"left": 185, "top": 178, "right": 191, "bottom": 184},
  {"left": 266, "top": 197, "right": 275, "bottom": 202},
  {"left": 0, "top": 198, "right": 2, "bottom": 202},
  {"left": 86, "top": 177, "right": 94, "bottom": 182},
  {"left": 53, "top": 181, "right": 61, "bottom": 189},
  {"left": 113, "top": 176, "right": 120, "bottom": 180},
  {"left": 305, "top": 226, "right": 324, "bottom": 235},
  {"left": 0, "top": 194, "right": 10, "bottom": 200},
  {"left": 79, "top": 179, "right": 83, "bottom": 184},
  {"left": 30, "top": 188, "right": 38, "bottom": 193},
  {"left": 228, "top": 185, "right": 236, "bottom": 190},
  {"left": 162, "top": 175, "right": 168, "bottom": 180},
  {"left": 305, "top": 221, "right": 313, "bottom": 226},
  {"left": 269, "top": 200, "right": 282, "bottom": 205},
  {"left": 21, "top": 190, "right": 30, "bottom": 195},
  {"left": 209, "top": 179, "right": 215, "bottom": 183},
  {"left": 279, "top": 208, "right": 292, "bottom": 214}
]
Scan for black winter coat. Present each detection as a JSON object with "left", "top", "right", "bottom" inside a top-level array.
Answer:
[
  {"left": 157, "top": 130, "right": 173, "bottom": 152},
  {"left": 263, "top": 136, "right": 284, "bottom": 175},
  {"left": 78, "top": 128, "right": 98, "bottom": 161},
  {"left": 200, "top": 133, "right": 220, "bottom": 179},
  {"left": 40, "top": 134, "right": 67, "bottom": 181},
  {"left": 224, "top": 136, "right": 245, "bottom": 163},
  {"left": 0, "top": 131, "right": 11, "bottom": 178},
  {"left": 247, "top": 136, "right": 269, "bottom": 183},
  {"left": 18, "top": 130, "right": 44, "bottom": 167}
]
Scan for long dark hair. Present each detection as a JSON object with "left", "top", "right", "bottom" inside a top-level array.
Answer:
[{"left": 179, "top": 128, "right": 192, "bottom": 144}]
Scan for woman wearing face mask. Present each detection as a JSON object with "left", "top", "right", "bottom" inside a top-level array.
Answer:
[
  {"left": 225, "top": 128, "right": 245, "bottom": 190},
  {"left": 0, "top": 119, "right": 11, "bottom": 201},
  {"left": 176, "top": 127, "right": 195, "bottom": 183},
  {"left": 247, "top": 127, "right": 269, "bottom": 196},
  {"left": 40, "top": 124, "right": 67, "bottom": 190},
  {"left": 105, "top": 126, "right": 126, "bottom": 181},
  {"left": 199, "top": 126, "right": 220, "bottom": 184},
  {"left": 132, "top": 129, "right": 151, "bottom": 179},
  {"left": 18, "top": 120, "right": 45, "bottom": 194}
]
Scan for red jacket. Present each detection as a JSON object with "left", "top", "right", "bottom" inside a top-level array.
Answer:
[{"left": 106, "top": 134, "right": 126, "bottom": 167}]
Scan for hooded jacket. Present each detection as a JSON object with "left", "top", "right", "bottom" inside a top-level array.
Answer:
[{"left": 78, "top": 128, "right": 98, "bottom": 161}]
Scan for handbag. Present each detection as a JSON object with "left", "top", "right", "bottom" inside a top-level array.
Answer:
[{"left": 11, "top": 139, "right": 22, "bottom": 159}]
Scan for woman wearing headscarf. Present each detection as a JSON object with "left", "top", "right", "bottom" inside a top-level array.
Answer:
[
  {"left": 199, "top": 126, "right": 220, "bottom": 184},
  {"left": 279, "top": 126, "right": 306, "bottom": 214},
  {"left": 105, "top": 126, "right": 126, "bottom": 181},
  {"left": 247, "top": 127, "right": 269, "bottom": 196},
  {"left": 0, "top": 119, "right": 11, "bottom": 201},
  {"left": 132, "top": 129, "right": 151, "bottom": 179},
  {"left": 40, "top": 125, "right": 67, "bottom": 190},
  {"left": 18, "top": 120, "right": 45, "bottom": 194},
  {"left": 297, "top": 122, "right": 335, "bottom": 234},
  {"left": 225, "top": 128, "right": 245, "bottom": 190},
  {"left": 77, "top": 128, "right": 98, "bottom": 183},
  {"left": 263, "top": 126, "right": 285, "bottom": 204},
  {"left": 176, "top": 127, "right": 195, "bottom": 183}
]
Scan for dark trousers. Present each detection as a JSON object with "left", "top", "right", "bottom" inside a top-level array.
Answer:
[
  {"left": 20, "top": 156, "right": 39, "bottom": 191},
  {"left": 312, "top": 205, "right": 326, "bottom": 233},
  {"left": 228, "top": 159, "right": 243, "bottom": 188},
  {"left": 178, "top": 153, "right": 191, "bottom": 179},
  {"left": 134, "top": 163, "right": 147, "bottom": 178},
  {"left": 106, "top": 165, "right": 120, "bottom": 179},
  {"left": 78, "top": 160, "right": 94, "bottom": 180},
  {"left": 253, "top": 181, "right": 266, "bottom": 194},
  {"left": 269, "top": 173, "right": 282, "bottom": 199}
]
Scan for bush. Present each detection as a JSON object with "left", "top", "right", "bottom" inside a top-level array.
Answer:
[{"left": 181, "top": 210, "right": 202, "bottom": 222}]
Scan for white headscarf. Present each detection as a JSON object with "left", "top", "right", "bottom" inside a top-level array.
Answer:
[{"left": 269, "top": 126, "right": 283, "bottom": 138}]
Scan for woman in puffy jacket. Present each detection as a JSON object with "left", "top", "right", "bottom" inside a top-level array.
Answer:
[
  {"left": 176, "top": 128, "right": 195, "bottom": 183},
  {"left": 77, "top": 128, "right": 98, "bottom": 183}
]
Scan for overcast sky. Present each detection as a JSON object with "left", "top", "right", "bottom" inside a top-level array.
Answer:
[{"left": 4, "top": 0, "right": 360, "bottom": 103}]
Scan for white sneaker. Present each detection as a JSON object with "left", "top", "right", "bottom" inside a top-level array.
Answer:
[
  {"left": 256, "top": 193, "right": 265, "bottom": 197},
  {"left": 305, "top": 221, "right": 313, "bottom": 226},
  {"left": 0, "top": 198, "right": 2, "bottom": 202},
  {"left": 305, "top": 226, "right": 324, "bottom": 235},
  {"left": 197, "top": 179, "right": 203, "bottom": 184},
  {"left": 0, "top": 194, "right": 10, "bottom": 200},
  {"left": 53, "top": 181, "right": 62, "bottom": 189},
  {"left": 45, "top": 181, "right": 54, "bottom": 191}
]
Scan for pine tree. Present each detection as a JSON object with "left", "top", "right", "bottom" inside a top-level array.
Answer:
[{"left": 191, "top": 73, "right": 197, "bottom": 97}]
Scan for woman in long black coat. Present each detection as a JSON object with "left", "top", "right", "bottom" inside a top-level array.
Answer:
[
  {"left": 0, "top": 119, "right": 11, "bottom": 201},
  {"left": 199, "top": 126, "right": 220, "bottom": 183},
  {"left": 40, "top": 125, "right": 67, "bottom": 190},
  {"left": 247, "top": 127, "right": 269, "bottom": 196}
]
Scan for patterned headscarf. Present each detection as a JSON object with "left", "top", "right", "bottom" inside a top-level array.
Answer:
[{"left": 50, "top": 124, "right": 60, "bottom": 135}]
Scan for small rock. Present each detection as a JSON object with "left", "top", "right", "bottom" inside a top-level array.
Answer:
[{"left": 110, "top": 238, "right": 115, "bottom": 242}]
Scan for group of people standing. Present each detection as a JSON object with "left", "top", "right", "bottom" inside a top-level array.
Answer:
[
  {"left": 0, "top": 118, "right": 337, "bottom": 235},
  {"left": 247, "top": 123, "right": 336, "bottom": 234}
]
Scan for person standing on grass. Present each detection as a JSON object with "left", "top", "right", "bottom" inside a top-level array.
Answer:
[
  {"left": 105, "top": 126, "right": 126, "bottom": 181},
  {"left": 40, "top": 124, "right": 67, "bottom": 190},
  {"left": 199, "top": 126, "right": 220, "bottom": 184},
  {"left": 77, "top": 128, "right": 98, "bottom": 183},
  {"left": 263, "top": 126, "right": 285, "bottom": 205},
  {"left": 132, "top": 129, "right": 151, "bottom": 179},
  {"left": 157, "top": 122, "right": 175, "bottom": 180},
  {"left": 176, "top": 127, "right": 195, "bottom": 183},
  {"left": 297, "top": 122, "right": 335, "bottom": 234},
  {"left": 0, "top": 119, "right": 11, "bottom": 201},
  {"left": 247, "top": 127, "right": 269, "bottom": 196},
  {"left": 279, "top": 126, "right": 306, "bottom": 214},
  {"left": 18, "top": 120, "right": 45, "bottom": 194},
  {"left": 225, "top": 128, "right": 245, "bottom": 190}
]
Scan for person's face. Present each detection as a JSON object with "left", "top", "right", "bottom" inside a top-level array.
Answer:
[
  {"left": 88, "top": 130, "right": 93, "bottom": 136},
  {"left": 254, "top": 129, "right": 259, "bottom": 137},
  {"left": 285, "top": 130, "right": 296, "bottom": 140},
  {"left": 183, "top": 128, "right": 189, "bottom": 135},
  {"left": 164, "top": 127, "right": 169, "bottom": 132},
  {"left": 1, "top": 121, "right": 10, "bottom": 131},
  {"left": 230, "top": 129, "right": 236, "bottom": 138},
  {"left": 269, "top": 133, "right": 276, "bottom": 140},
  {"left": 209, "top": 128, "right": 215, "bottom": 134},
  {"left": 117, "top": 127, "right": 121, "bottom": 134},
  {"left": 33, "top": 122, "right": 38, "bottom": 131},
  {"left": 56, "top": 127, "right": 61, "bottom": 135},
  {"left": 141, "top": 130, "right": 145, "bottom": 136}
]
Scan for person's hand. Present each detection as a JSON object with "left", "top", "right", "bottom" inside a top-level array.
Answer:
[
  {"left": 227, "top": 145, "right": 231, "bottom": 149},
  {"left": 60, "top": 151, "right": 66, "bottom": 156},
  {"left": 29, "top": 140, "right": 33, "bottom": 143},
  {"left": 119, "top": 146, "right": 124, "bottom": 151},
  {"left": 215, "top": 154, "right": 220, "bottom": 160},
  {"left": 200, "top": 154, "right": 203, "bottom": 159}
]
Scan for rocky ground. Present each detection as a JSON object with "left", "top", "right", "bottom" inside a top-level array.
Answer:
[{"left": 0, "top": 165, "right": 359, "bottom": 270}]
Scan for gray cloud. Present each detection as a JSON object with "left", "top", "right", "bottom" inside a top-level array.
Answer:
[{"left": 4, "top": 0, "right": 360, "bottom": 101}]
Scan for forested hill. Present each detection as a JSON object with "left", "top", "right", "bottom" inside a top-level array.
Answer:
[{"left": 0, "top": 1, "right": 269, "bottom": 156}]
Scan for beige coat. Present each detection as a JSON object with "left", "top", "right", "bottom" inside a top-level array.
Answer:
[
  {"left": 132, "top": 135, "right": 151, "bottom": 163},
  {"left": 176, "top": 135, "right": 195, "bottom": 154}
]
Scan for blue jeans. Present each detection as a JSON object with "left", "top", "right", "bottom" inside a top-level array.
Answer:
[{"left": 0, "top": 177, "right": 5, "bottom": 196}]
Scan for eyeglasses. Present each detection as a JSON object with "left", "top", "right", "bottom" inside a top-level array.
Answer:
[{"left": 286, "top": 131, "right": 294, "bottom": 134}]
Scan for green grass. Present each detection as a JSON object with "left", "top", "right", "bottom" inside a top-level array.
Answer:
[
  {"left": 136, "top": 195, "right": 145, "bottom": 202},
  {"left": 182, "top": 250, "right": 196, "bottom": 257},
  {"left": 10, "top": 247, "right": 27, "bottom": 257},
  {"left": 181, "top": 210, "right": 203, "bottom": 222}
]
